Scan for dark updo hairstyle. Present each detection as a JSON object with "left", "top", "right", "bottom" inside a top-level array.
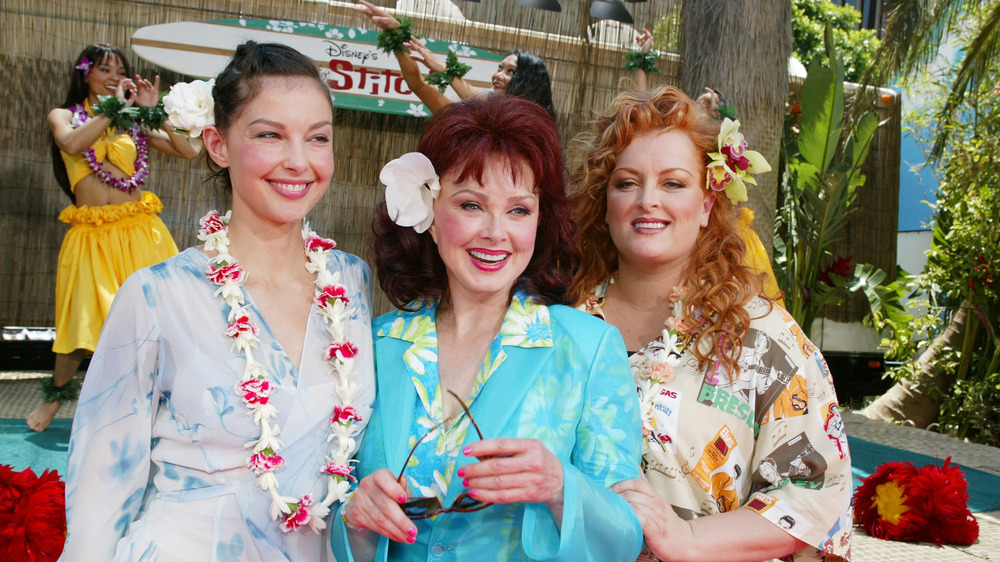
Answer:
[
  {"left": 50, "top": 44, "right": 131, "bottom": 202},
  {"left": 372, "top": 95, "right": 577, "bottom": 310},
  {"left": 506, "top": 50, "right": 555, "bottom": 122},
  {"left": 207, "top": 41, "right": 331, "bottom": 192}
]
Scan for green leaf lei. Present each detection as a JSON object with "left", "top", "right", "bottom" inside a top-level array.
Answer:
[
  {"left": 623, "top": 51, "right": 660, "bottom": 74},
  {"left": 139, "top": 97, "right": 168, "bottom": 131},
  {"left": 40, "top": 376, "right": 81, "bottom": 403},
  {"left": 92, "top": 94, "right": 168, "bottom": 131},
  {"left": 376, "top": 17, "right": 417, "bottom": 54},
  {"left": 425, "top": 51, "right": 472, "bottom": 94}
]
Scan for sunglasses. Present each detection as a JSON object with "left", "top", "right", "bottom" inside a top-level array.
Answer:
[{"left": 396, "top": 390, "right": 490, "bottom": 519}]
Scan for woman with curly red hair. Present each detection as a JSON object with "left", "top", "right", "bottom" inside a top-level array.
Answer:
[{"left": 569, "top": 86, "right": 853, "bottom": 561}]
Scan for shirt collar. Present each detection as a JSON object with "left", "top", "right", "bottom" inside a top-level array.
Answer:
[{"left": 379, "top": 290, "right": 552, "bottom": 349}]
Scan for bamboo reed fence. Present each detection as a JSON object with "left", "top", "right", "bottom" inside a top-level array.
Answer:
[{"left": 0, "top": 0, "right": 897, "bottom": 329}]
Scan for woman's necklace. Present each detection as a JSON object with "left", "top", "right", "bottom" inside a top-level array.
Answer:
[
  {"left": 70, "top": 103, "right": 149, "bottom": 194},
  {"left": 586, "top": 280, "right": 694, "bottom": 455},
  {"left": 198, "top": 210, "right": 364, "bottom": 533}
]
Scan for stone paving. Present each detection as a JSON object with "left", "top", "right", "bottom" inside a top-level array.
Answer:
[{"left": 2, "top": 371, "right": 998, "bottom": 560}]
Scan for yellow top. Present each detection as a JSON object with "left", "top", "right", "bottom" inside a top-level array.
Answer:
[
  {"left": 736, "top": 207, "right": 785, "bottom": 306},
  {"left": 59, "top": 104, "right": 138, "bottom": 193}
]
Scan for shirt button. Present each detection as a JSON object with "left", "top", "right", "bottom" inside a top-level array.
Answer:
[{"left": 431, "top": 544, "right": 446, "bottom": 556}]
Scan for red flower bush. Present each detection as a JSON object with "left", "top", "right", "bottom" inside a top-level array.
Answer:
[{"left": 0, "top": 465, "right": 66, "bottom": 561}]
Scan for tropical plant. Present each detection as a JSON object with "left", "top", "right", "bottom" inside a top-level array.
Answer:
[
  {"left": 773, "top": 26, "right": 907, "bottom": 338},
  {"left": 864, "top": 66, "right": 1000, "bottom": 444},
  {"left": 792, "top": 0, "right": 880, "bottom": 82},
  {"left": 863, "top": 0, "right": 1000, "bottom": 158}
]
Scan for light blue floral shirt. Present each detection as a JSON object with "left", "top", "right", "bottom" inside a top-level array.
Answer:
[
  {"left": 332, "top": 292, "right": 644, "bottom": 562},
  {"left": 61, "top": 247, "right": 376, "bottom": 562}
]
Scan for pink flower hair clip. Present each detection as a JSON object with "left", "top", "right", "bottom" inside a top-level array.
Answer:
[{"left": 75, "top": 57, "right": 93, "bottom": 77}]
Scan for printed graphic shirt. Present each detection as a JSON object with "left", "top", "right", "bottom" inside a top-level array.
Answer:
[{"left": 583, "top": 290, "right": 852, "bottom": 561}]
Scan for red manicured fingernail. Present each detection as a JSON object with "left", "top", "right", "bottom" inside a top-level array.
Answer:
[
  {"left": 407, "top": 535, "right": 416, "bottom": 543},
  {"left": 463, "top": 446, "right": 472, "bottom": 455},
  {"left": 398, "top": 495, "right": 406, "bottom": 503},
  {"left": 463, "top": 479, "right": 470, "bottom": 487},
  {"left": 468, "top": 489, "right": 478, "bottom": 498},
  {"left": 407, "top": 527, "right": 417, "bottom": 537},
  {"left": 457, "top": 467, "right": 465, "bottom": 477}
]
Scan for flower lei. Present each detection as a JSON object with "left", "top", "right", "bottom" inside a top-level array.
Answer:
[
  {"left": 586, "top": 284, "right": 699, "bottom": 456},
  {"left": 629, "top": 296, "right": 695, "bottom": 455},
  {"left": 706, "top": 118, "right": 771, "bottom": 204},
  {"left": 426, "top": 50, "right": 472, "bottom": 94},
  {"left": 71, "top": 103, "right": 149, "bottom": 194},
  {"left": 198, "top": 210, "right": 364, "bottom": 534}
]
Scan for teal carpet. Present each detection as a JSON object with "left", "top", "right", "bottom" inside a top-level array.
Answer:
[
  {"left": 2, "top": 421, "right": 998, "bottom": 512},
  {"left": 848, "top": 435, "right": 1000, "bottom": 513},
  {"left": 0, "top": 418, "right": 71, "bottom": 474}
]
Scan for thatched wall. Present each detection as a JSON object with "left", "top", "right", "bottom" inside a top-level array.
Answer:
[
  {"left": 0, "top": 0, "right": 679, "bottom": 323},
  {"left": 0, "top": 0, "right": 896, "bottom": 328},
  {"left": 825, "top": 87, "right": 902, "bottom": 323}
]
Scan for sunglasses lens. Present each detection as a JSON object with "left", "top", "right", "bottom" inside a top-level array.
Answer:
[
  {"left": 452, "top": 493, "right": 489, "bottom": 512},
  {"left": 401, "top": 496, "right": 443, "bottom": 520}
]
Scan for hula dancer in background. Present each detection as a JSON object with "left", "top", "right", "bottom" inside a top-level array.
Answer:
[
  {"left": 353, "top": 0, "right": 555, "bottom": 120},
  {"left": 28, "top": 44, "right": 199, "bottom": 432}
]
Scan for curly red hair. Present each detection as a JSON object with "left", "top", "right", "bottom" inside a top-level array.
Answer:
[{"left": 569, "top": 86, "right": 767, "bottom": 377}]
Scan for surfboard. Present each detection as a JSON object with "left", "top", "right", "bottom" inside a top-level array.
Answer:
[{"left": 131, "top": 19, "right": 503, "bottom": 117}]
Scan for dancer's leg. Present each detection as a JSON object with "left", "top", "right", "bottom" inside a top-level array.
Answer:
[{"left": 27, "top": 349, "right": 87, "bottom": 432}]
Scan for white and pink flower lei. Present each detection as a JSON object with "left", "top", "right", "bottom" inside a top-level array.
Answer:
[
  {"left": 70, "top": 104, "right": 149, "bottom": 194},
  {"left": 631, "top": 317, "right": 684, "bottom": 454},
  {"left": 198, "top": 210, "right": 364, "bottom": 534}
]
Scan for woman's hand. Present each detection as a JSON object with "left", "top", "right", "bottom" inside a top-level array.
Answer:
[
  {"left": 404, "top": 40, "right": 445, "bottom": 73},
  {"left": 636, "top": 28, "right": 653, "bottom": 53},
  {"left": 354, "top": 0, "right": 400, "bottom": 30},
  {"left": 343, "top": 468, "right": 418, "bottom": 544},
  {"left": 460, "top": 438, "right": 564, "bottom": 508},
  {"left": 134, "top": 74, "right": 161, "bottom": 107},
  {"left": 115, "top": 78, "right": 137, "bottom": 107},
  {"left": 611, "top": 472, "right": 694, "bottom": 560}
]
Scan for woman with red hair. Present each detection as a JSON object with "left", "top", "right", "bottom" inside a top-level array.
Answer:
[
  {"left": 569, "top": 86, "right": 852, "bottom": 561},
  {"left": 331, "top": 95, "right": 643, "bottom": 561}
]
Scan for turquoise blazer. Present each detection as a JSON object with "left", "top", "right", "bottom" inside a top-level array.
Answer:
[{"left": 332, "top": 293, "right": 644, "bottom": 561}]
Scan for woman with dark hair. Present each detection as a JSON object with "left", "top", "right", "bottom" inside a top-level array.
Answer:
[
  {"left": 569, "top": 86, "right": 852, "bottom": 561},
  {"left": 29, "top": 44, "right": 200, "bottom": 432},
  {"left": 60, "top": 41, "right": 375, "bottom": 560},
  {"left": 330, "top": 95, "right": 642, "bottom": 561},
  {"left": 353, "top": 0, "right": 556, "bottom": 120}
]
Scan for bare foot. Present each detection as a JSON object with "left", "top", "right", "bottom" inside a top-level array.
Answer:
[{"left": 27, "top": 401, "right": 61, "bottom": 432}]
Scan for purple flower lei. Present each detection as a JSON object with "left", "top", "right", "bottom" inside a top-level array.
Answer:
[{"left": 71, "top": 104, "right": 149, "bottom": 194}]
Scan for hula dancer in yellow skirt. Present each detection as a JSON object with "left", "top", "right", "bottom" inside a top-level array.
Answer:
[{"left": 28, "top": 44, "right": 199, "bottom": 431}]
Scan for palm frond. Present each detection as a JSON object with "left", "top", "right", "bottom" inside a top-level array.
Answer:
[
  {"left": 931, "top": 1, "right": 1000, "bottom": 157},
  {"left": 868, "top": 0, "right": 967, "bottom": 85}
]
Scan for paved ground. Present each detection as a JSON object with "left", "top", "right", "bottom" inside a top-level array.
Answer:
[{"left": 2, "top": 370, "right": 999, "bottom": 560}]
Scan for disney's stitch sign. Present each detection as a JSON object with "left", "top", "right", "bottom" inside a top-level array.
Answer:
[{"left": 132, "top": 20, "right": 503, "bottom": 117}]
